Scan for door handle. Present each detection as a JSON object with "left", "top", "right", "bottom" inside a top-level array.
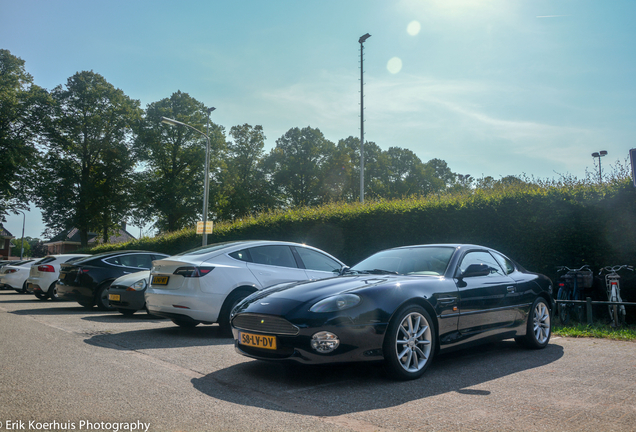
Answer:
[
  {"left": 507, "top": 286, "right": 515, "bottom": 293},
  {"left": 437, "top": 296, "right": 458, "bottom": 305}
]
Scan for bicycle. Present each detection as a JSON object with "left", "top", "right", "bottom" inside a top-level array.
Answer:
[
  {"left": 556, "top": 265, "right": 593, "bottom": 324},
  {"left": 598, "top": 265, "right": 633, "bottom": 327}
]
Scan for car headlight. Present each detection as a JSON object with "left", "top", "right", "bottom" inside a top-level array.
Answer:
[
  {"left": 309, "top": 294, "right": 361, "bottom": 313},
  {"left": 127, "top": 278, "right": 147, "bottom": 291}
]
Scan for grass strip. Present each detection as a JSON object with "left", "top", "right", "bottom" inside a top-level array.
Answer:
[{"left": 553, "top": 323, "right": 636, "bottom": 341}]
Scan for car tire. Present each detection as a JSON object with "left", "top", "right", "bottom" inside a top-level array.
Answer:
[
  {"left": 48, "top": 282, "right": 59, "bottom": 301},
  {"left": 383, "top": 304, "right": 435, "bottom": 381},
  {"left": 95, "top": 283, "right": 115, "bottom": 311},
  {"left": 218, "top": 290, "right": 251, "bottom": 337},
  {"left": 17, "top": 280, "right": 28, "bottom": 294},
  {"left": 34, "top": 292, "right": 47, "bottom": 300},
  {"left": 117, "top": 308, "right": 136, "bottom": 316},
  {"left": 145, "top": 306, "right": 161, "bottom": 319},
  {"left": 172, "top": 319, "right": 199, "bottom": 328},
  {"left": 516, "top": 297, "right": 551, "bottom": 349}
]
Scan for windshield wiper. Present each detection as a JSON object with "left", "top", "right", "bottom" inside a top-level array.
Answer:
[
  {"left": 339, "top": 267, "right": 369, "bottom": 275},
  {"left": 361, "top": 269, "right": 399, "bottom": 275}
]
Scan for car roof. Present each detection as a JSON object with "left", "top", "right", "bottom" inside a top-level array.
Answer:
[
  {"left": 176, "top": 240, "right": 332, "bottom": 256},
  {"left": 70, "top": 250, "right": 166, "bottom": 263}
]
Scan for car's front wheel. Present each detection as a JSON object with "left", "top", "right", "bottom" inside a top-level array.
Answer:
[
  {"left": 516, "top": 297, "right": 551, "bottom": 349},
  {"left": 48, "top": 282, "right": 59, "bottom": 301},
  {"left": 95, "top": 283, "right": 115, "bottom": 311},
  {"left": 383, "top": 304, "right": 435, "bottom": 380},
  {"left": 118, "top": 308, "right": 136, "bottom": 316},
  {"left": 172, "top": 319, "right": 199, "bottom": 328}
]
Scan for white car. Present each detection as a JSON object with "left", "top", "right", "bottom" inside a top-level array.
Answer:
[
  {"left": 145, "top": 240, "right": 346, "bottom": 334},
  {"left": 27, "top": 254, "right": 90, "bottom": 300},
  {"left": 0, "top": 260, "right": 38, "bottom": 292}
]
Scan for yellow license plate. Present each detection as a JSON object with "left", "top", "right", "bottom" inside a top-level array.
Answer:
[
  {"left": 152, "top": 275, "right": 169, "bottom": 285},
  {"left": 239, "top": 332, "right": 277, "bottom": 350},
  {"left": 108, "top": 294, "right": 120, "bottom": 301}
]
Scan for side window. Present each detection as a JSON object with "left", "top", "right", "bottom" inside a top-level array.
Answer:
[
  {"left": 229, "top": 249, "right": 252, "bottom": 262},
  {"left": 492, "top": 252, "right": 515, "bottom": 275},
  {"left": 459, "top": 251, "right": 504, "bottom": 277},
  {"left": 248, "top": 245, "right": 297, "bottom": 268},
  {"left": 295, "top": 247, "right": 341, "bottom": 272},
  {"left": 119, "top": 254, "right": 153, "bottom": 269},
  {"left": 105, "top": 256, "right": 121, "bottom": 266}
]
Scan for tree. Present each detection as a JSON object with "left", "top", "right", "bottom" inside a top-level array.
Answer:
[
  {"left": 0, "top": 50, "right": 48, "bottom": 222},
  {"left": 264, "top": 127, "right": 336, "bottom": 207},
  {"left": 135, "top": 91, "right": 225, "bottom": 233},
  {"left": 214, "top": 124, "right": 274, "bottom": 219},
  {"left": 10, "top": 238, "right": 31, "bottom": 258},
  {"left": 36, "top": 71, "right": 142, "bottom": 247}
]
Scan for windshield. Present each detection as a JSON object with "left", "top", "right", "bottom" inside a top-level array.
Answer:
[{"left": 351, "top": 246, "right": 455, "bottom": 276}]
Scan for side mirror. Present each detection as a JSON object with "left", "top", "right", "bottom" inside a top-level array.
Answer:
[
  {"left": 337, "top": 266, "right": 350, "bottom": 276},
  {"left": 460, "top": 263, "right": 493, "bottom": 278}
]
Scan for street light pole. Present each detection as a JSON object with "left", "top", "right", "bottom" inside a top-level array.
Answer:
[
  {"left": 17, "top": 210, "right": 25, "bottom": 260},
  {"left": 203, "top": 107, "right": 215, "bottom": 246},
  {"left": 359, "top": 33, "right": 371, "bottom": 203},
  {"left": 161, "top": 110, "right": 216, "bottom": 246},
  {"left": 591, "top": 150, "right": 608, "bottom": 183}
]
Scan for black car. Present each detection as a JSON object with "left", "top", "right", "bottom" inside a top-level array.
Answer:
[
  {"left": 231, "top": 244, "right": 554, "bottom": 380},
  {"left": 57, "top": 251, "right": 169, "bottom": 310}
]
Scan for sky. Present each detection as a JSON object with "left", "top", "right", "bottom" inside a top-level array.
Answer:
[{"left": 2, "top": 0, "right": 635, "bottom": 240}]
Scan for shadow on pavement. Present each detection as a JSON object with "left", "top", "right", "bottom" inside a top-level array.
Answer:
[
  {"left": 84, "top": 324, "right": 234, "bottom": 350},
  {"left": 10, "top": 306, "right": 96, "bottom": 315},
  {"left": 191, "top": 340, "right": 564, "bottom": 416}
]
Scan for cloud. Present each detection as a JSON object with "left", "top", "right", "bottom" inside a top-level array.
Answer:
[{"left": 246, "top": 71, "right": 605, "bottom": 179}]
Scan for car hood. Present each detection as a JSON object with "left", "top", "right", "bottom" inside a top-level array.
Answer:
[
  {"left": 235, "top": 275, "right": 399, "bottom": 315},
  {"left": 111, "top": 270, "right": 150, "bottom": 287}
]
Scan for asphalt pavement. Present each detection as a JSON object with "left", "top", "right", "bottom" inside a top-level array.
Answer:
[{"left": 0, "top": 290, "right": 635, "bottom": 432}]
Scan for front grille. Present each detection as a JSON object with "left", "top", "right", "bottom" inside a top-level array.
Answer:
[{"left": 232, "top": 313, "right": 299, "bottom": 336}]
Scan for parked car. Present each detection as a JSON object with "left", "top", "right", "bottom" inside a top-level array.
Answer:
[
  {"left": 108, "top": 270, "right": 151, "bottom": 315},
  {"left": 145, "top": 240, "right": 346, "bottom": 334},
  {"left": 0, "top": 260, "right": 37, "bottom": 292},
  {"left": 26, "top": 254, "right": 91, "bottom": 300},
  {"left": 231, "top": 243, "right": 554, "bottom": 380},
  {"left": 57, "top": 251, "right": 169, "bottom": 310}
]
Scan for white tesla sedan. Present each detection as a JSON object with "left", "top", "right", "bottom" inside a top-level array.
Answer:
[{"left": 145, "top": 240, "right": 345, "bottom": 334}]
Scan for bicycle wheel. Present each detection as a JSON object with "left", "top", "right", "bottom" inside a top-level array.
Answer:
[
  {"left": 611, "top": 305, "right": 619, "bottom": 327},
  {"left": 575, "top": 292, "right": 585, "bottom": 323},
  {"left": 557, "top": 287, "right": 570, "bottom": 325}
]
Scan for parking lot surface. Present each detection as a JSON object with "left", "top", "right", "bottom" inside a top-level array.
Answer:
[{"left": 1, "top": 290, "right": 635, "bottom": 432}]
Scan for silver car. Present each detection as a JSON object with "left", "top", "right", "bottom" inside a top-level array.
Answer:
[{"left": 145, "top": 240, "right": 346, "bottom": 335}]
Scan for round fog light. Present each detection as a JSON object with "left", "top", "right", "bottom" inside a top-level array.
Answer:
[{"left": 311, "top": 331, "right": 340, "bottom": 353}]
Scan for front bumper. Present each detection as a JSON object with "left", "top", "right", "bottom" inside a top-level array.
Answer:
[
  {"left": 108, "top": 288, "right": 145, "bottom": 311},
  {"left": 231, "top": 322, "right": 387, "bottom": 365}
]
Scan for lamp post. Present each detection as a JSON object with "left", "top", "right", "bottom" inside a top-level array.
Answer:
[
  {"left": 359, "top": 32, "right": 371, "bottom": 203},
  {"left": 591, "top": 150, "right": 608, "bottom": 183},
  {"left": 161, "top": 109, "right": 215, "bottom": 246},
  {"left": 17, "top": 210, "right": 25, "bottom": 260}
]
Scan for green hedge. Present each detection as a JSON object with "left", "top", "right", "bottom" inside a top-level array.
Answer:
[{"left": 86, "top": 178, "right": 636, "bottom": 293}]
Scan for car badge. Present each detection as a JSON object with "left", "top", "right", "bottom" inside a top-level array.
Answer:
[{"left": 260, "top": 319, "right": 265, "bottom": 324}]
